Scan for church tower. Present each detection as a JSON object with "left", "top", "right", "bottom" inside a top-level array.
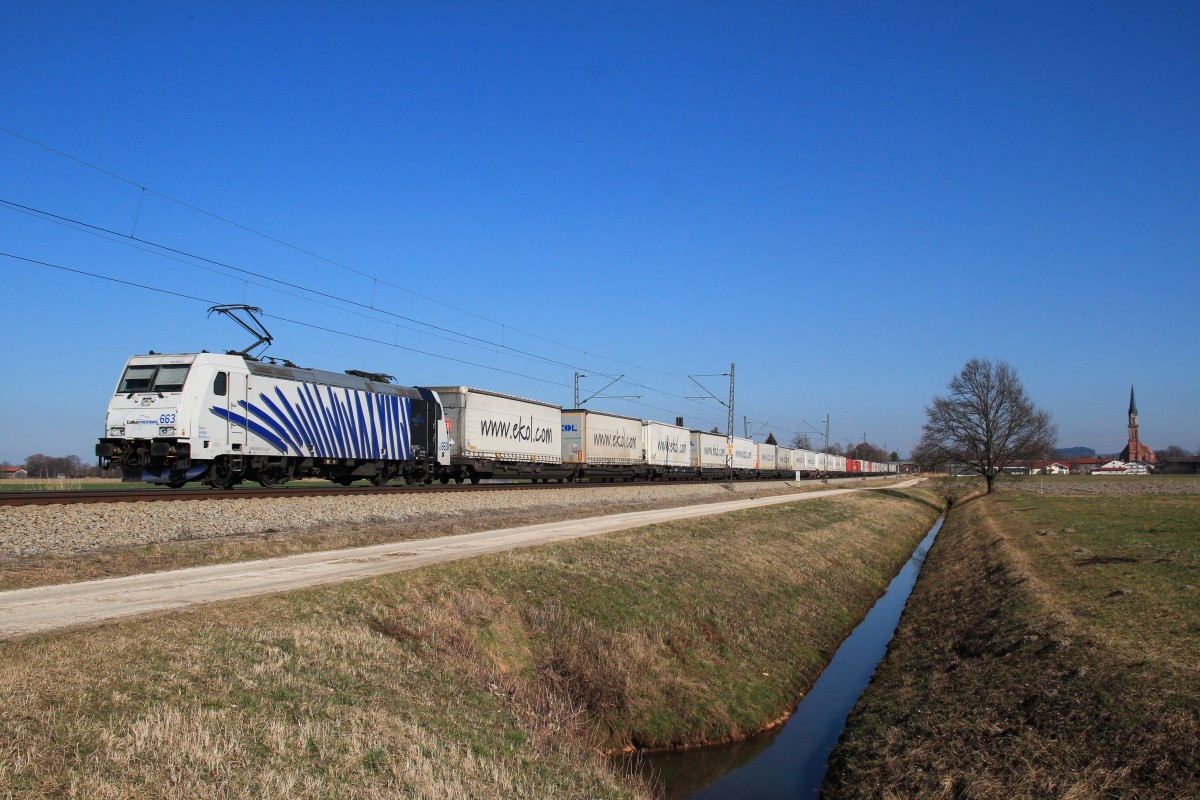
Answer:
[{"left": 1119, "top": 385, "right": 1156, "bottom": 464}]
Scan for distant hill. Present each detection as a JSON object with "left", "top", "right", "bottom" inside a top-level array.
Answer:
[{"left": 1056, "top": 446, "right": 1096, "bottom": 459}]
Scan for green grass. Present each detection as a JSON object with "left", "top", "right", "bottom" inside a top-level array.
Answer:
[
  {"left": 825, "top": 480, "right": 1200, "bottom": 799},
  {"left": 0, "top": 486, "right": 943, "bottom": 798}
]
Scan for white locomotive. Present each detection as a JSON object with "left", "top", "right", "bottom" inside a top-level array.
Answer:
[{"left": 95, "top": 352, "right": 448, "bottom": 488}]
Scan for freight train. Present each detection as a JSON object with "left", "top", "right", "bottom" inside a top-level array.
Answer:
[{"left": 96, "top": 351, "right": 898, "bottom": 488}]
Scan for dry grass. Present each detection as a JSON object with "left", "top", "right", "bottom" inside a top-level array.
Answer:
[
  {"left": 0, "top": 486, "right": 942, "bottom": 798},
  {"left": 0, "top": 479, "right": 910, "bottom": 592},
  {"left": 825, "top": 483, "right": 1200, "bottom": 799}
]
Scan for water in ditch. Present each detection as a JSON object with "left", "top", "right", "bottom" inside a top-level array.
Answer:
[{"left": 629, "top": 515, "right": 945, "bottom": 799}]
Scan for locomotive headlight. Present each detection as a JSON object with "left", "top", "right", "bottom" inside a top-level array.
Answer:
[
  {"left": 109, "top": 426, "right": 125, "bottom": 436},
  {"left": 159, "top": 426, "right": 176, "bottom": 436}
]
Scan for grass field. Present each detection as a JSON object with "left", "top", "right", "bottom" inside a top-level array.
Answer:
[
  {"left": 0, "top": 486, "right": 942, "bottom": 798},
  {"left": 825, "top": 477, "right": 1200, "bottom": 798}
]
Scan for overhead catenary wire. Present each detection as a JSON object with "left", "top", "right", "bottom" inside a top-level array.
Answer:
[
  {"left": 0, "top": 250, "right": 572, "bottom": 390},
  {"left": 2, "top": 128, "right": 824, "bottom": 435},
  {"left": 0, "top": 197, "right": 729, "bottom": 420},
  {"left": 1, "top": 126, "right": 689, "bottom": 382}
]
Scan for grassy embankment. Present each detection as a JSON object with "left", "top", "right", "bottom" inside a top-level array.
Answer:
[
  {"left": 825, "top": 478, "right": 1200, "bottom": 799},
  {"left": 0, "top": 480, "right": 905, "bottom": 592},
  {"left": 0, "top": 485, "right": 941, "bottom": 798}
]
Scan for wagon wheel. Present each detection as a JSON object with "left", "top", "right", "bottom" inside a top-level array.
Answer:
[{"left": 166, "top": 481, "right": 187, "bottom": 489}]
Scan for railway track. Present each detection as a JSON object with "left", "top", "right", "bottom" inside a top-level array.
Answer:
[{"left": 0, "top": 477, "right": 790, "bottom": 507}]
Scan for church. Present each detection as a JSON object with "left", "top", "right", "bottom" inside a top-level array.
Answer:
[{"left": 1118, "top": 385, "right": 1156, "bottom": 465}]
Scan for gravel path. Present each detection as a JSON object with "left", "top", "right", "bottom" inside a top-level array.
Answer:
[{"left": 0, "top": 479, "right": 881, "bottom": 558}]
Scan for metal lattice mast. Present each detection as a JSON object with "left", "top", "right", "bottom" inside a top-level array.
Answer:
[{"left": 726, "top": 362, "right": 735, "bottom": 471}]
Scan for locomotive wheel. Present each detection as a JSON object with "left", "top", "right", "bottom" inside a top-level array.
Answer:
[
  {"left": 206, "top": 459, "right": 237, "bottom": 490},
  {"left": 371, "top": 471, "right": 390, "bottom": 487},
  {"left": 166, "top": 481, "right": 187, "bottom": 489},
  {"left": 257, "top": 467, "right": 288, "bottom": 488}
]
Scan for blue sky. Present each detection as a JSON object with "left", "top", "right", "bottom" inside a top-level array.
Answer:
[{"left": 2, "top": 2, "right": 1197, "bottom": 465}]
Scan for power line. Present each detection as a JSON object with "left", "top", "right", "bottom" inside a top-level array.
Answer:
[
  {"left": 0, "top": 250, "right": 573, "bottom": 389},
  {"left": 1, "top": 128, "right": 785, "bottom": 431},
  {"left": 1, "top": 125, "right": 691, "bottom": 382},
  {"left": 0, "top": 197, "right": 722, "bottom": 415},
  {"left": 0, "top": 245, "right": 743, "bottom": 433},
  {"left": 0, "top": 199, "right": 591, "bottom": 372}
]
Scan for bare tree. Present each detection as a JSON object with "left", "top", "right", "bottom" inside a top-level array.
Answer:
[
  {"left": 1158, "top": 445, "right": 1191, "bottom": 459},
  {"left": 916, "top": 358, "right": 1057, "bottom": 493},
  {"left": 846, "top": 441, "right": 888, "bottom": 462},
  {"left": 790, "top": 433, "right": 813, "bottom": 450}
]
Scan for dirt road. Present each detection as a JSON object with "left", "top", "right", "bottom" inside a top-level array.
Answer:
[{"left": 0, "top": 480, "right": 918, "bottom": 638}]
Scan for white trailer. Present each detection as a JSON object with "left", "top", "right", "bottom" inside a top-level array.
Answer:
[
  {"left": 426, "top": 386, "right": 564, "bottom": 481},
  {"left": 691, "top": 430, "right": 729, "bottom": 473},
  {"left": 642, "top": 420, "right": 692, "bottom": 476},
  {"left": 757, "top": 443, "right": 777, "bottom": 474},
  {"left": 731, "top": 436, "right": 757, "bottom": 473},
  {"left": 561, "top": 409, "right": 642, "bottom": 473},
  {"left": 795, "top": 449, "right": 819, "bottom": 474}
]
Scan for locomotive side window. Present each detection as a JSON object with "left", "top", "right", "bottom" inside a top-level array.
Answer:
[
  {"left": 213, "top": 371, "right": 227, "bottom": 396},
  {"left": 117, "top": 365, "right": 156, "bottom": 393}
]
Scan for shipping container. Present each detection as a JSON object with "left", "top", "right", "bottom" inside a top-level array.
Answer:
[
  {"left": 757, "top": 443, "right": 777, "bottom": 472},
  {"left": 691, "top": 430, "right": 728, "bottom": 470},
  {"left": 643, "top": 420, "right": 692, "bottom": 469},
  {"left": 426, "top": 387, "right": 562, "bottom": 470},
  {"left": 731, "top": 436, "right": 757, "bottom": 471},
  {"left": 777, "top": 446, "right": 793, "bottom": 472},
  {"left": 561, "top": 409, "right": 642, "bottom": 465}
]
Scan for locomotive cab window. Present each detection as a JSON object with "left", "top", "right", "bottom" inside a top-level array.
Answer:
[
  {"left": 116, "top": 363, "right": 192, "bottom": 394},
  {"left": 154, "top": 365, "right": 190, "bottom": 393},
  {"left": 213, "top": 371, "right": 227, "bottom": 397},
  {"left": 117, "top": 364, "right": 156, "bottom": 393}
]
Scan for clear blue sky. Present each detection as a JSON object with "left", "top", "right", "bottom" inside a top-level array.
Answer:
[{"left": 2, "top": 2, "right": 1197, "bottom": 465}]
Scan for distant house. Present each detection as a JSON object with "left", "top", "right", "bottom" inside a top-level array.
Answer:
[
  {"left": 1040, "top": 461, "right": 1070, "bottom": 475},
  {"left": 1092, "top": 459, "right": 1151, "bottom": 475},
  {"left": 1069, "top": 458, "right": 1101, "bottom": 475},
  {"left": 0, "top": 466, "right": 27, "bottom": 480},
  {"left": 1159, "top": 457, "right": 1200, "bottom": 475}
]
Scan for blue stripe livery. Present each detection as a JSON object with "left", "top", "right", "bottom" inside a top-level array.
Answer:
[{"left": 210, "top": 383, "right": 412, "bottom": 460}]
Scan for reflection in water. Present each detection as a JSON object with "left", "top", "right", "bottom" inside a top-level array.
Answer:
[{"left": 630, "top": 517, "right": 945, "bottom": 799}]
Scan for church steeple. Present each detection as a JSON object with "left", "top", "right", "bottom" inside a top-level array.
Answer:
[{"left": 1120, "top": 384, "right": 1155, "bottom": 464}]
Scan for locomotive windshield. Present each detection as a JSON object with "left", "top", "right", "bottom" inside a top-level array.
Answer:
[{"left": 117, "top": 363, "right": 191, "bottom": 394}]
